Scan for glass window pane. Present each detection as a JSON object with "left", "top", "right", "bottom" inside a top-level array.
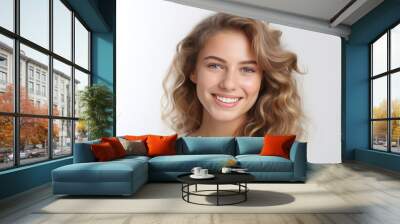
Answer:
[
  {"left": 372, "top": 33, "right": 387, "bottom": 76},
  {"left": 372, "top": 121, "right": 388, "bottom": 151},
  {"left": 74, "top": 69, "right": 89, "bottom": 118},
  {"left": 20, "top": 0, "right": 49, "bottom": 49},
  {"left": 53, "top": 0, "right": 72, "bottom": 60},
  {"left": 391, "top": 72, "right": 400, "bottom": 118},
  {"left": 20, "top": 117, "right": 49, "bottom": 165},
  {"left": 53, "top": 59, "right": 72, "bottom": 117},
  {"left": 74, "top": 18, "right": 89, "bottom": 70},
  {"left": 372, "top": 77, "right": 387, "bottom": 119},
  {"left": 0, "top": 34, "right": 14, "bottom": 112},
  {"left": 20, "top": 44, "right": 49, "bottom": 115},
  {"left": 391, "top": 120, "right": 400, "bottom": 153},
  {"left": 53, "top": 119, "right": 72, "bottom": 157},
  {"left": 0, "top": 116, "right": 13, "bottom": 170},
  {"left": 391, "top": 24, "right": 400, "bottom": 70},
  {"left": 75, "top": 120, "right": 88, "bottom": 143},
  {"left": 0, "top": 0, "right": 14, "bottom": 31}
]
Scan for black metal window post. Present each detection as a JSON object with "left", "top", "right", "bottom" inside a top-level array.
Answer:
[
  {"left": 0, "top": 0, "right": 92, "bottom": 171},
  {"left": 370, "top": 19, "right": 400, "bottom": 155}
]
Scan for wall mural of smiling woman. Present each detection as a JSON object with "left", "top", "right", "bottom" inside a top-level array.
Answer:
[{"left": 161, "top": 13, "right": 305, "bottom": 138}]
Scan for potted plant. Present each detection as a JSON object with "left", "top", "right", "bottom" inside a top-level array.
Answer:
[{"left": 79, "top": 84, "right": 113, "bottom": 140}]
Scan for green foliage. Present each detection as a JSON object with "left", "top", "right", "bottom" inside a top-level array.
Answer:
[{"left": 79, "top": 84, "right": 113, "bottom": 140}]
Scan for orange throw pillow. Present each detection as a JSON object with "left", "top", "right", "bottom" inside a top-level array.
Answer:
[
  {"left": 124, "top": 135, "right": 149, "bottom": 141},
  {"left": 101, "top": 137, "right": 127, "bottom": 158},
  {"left": 146, "top": 134, "right": 178, "bottom": 157},
  {"left": 91, "top": 142, "right": 117, "bottom": 161},
  {"left": 259, "top": 135, "right": 296, "bottom": 159}
]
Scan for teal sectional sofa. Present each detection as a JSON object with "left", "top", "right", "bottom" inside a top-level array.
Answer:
[{"left": 52, "top": 137, "right": 307, "bottom": 196}]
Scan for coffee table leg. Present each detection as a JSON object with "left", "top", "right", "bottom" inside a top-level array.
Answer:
[
  {"left": 187, "top": 184, "right": 190, "bottom": 202},
  {"left": 195, "top": 184, "right": 197, "bottom": 192},
  {"left": 217, "top": 184, "right": 219, "bottom": 206},
  {"left": 245, "top": 183, "right": 247, "bottom": 201}
]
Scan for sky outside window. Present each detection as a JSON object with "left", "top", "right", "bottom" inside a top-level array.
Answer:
[
  {"left": 391, "top": 24, "right": 400, "bottom": 70},
  {"left": 0, "top": 0, "right": 14, "bottom": 32},
  {"left": 20, "top": 0, "right": 49, "bottom": 49},
  {"left": 53, "top": 0, "right": 72, "bottom": 60},
  {"left": 372, "top": 33, "right": 387, "bottom": 76}
]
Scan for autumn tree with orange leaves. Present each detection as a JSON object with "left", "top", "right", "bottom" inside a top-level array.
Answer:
[
  {"left": 0, "top": 84, "right": 59, "bottom": 152},
  {"left": 372, "top": 99, "right": 400, "bottom": 143}
]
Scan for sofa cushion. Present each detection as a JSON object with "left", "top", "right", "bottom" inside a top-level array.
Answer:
[
  {"left": 52, "top": 158, "right": 147, "bottom": 183},
  {"left": 148, "top": 154, "right": 235, "bottom": 172},
  {"left": 114, "top": 155, "right": 150, "bottom": 163},
  {"left": 176, "top": 137, "right": 236, "bottom": 155},
  {"left": 236, "top": 155, "right": 293, "bottom": 172},
  {"left": 235, "top": 137, "right": 264, "bottom": 155},
  {"left": 73, "top": 139, "right": 100, "bottom": 163}
]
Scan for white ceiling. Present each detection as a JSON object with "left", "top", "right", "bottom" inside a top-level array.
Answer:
[
  {"left": 227, "top": 0, "right": 352, "bottom": 22},
  {"left": 166, "top": 0, "right": 384, "bottom": 38}
]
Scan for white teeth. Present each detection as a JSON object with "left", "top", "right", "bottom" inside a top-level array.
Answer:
[{"left": 216, "top": 95, "right": 240, "bottom": 103}]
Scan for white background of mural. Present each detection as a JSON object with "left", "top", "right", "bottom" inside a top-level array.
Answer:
[{"left": 116, "top": 0, "right": 341, "bottom": 163}]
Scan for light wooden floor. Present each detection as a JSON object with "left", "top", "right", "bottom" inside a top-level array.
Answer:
[{"left": 1, "top": 162, "right": 400, "bottom": 224}]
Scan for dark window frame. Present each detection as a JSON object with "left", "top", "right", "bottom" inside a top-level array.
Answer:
[
  {"left": 370, "top": 21, "right": 400, "bottom": 154},
  {"left": 0, "top": 0, "right": 91, "bottom": 171}
]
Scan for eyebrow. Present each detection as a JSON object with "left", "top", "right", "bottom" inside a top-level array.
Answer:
[{"left": 203, "top": 56, "right": 257, "bottom": 65}]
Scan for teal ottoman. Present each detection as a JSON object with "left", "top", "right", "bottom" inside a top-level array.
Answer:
[{"left": 52, "top": 156, "right": 148, "bottom": 196}]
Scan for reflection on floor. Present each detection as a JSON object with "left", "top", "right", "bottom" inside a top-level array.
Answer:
[{"left": 0, "top": 162, "right": 400, "bottom": 224}]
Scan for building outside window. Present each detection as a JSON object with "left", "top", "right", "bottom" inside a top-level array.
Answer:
[
  {"left": 28, "top": 67, "right": 34, "bottom": 80},
  {"left": 0, "top": 54, "right": 6, "bottom": 67},
  {"left": 35, "top": 70, "right": 40, "bottom": 81},
  {"left": 41, "top": 73, "right": 46, "bottom": 82},
  {"left": 28, "top": 81, "right": 34, "bottom": 94},
  {"left": 36, "top": 83, "right": 40, "bottom": 95},
  {"left": 42, "top": 85, "right": 46, "bottom": 97},
  {"left": 0, "top": 71, "right": 6, "bottom": 83},
  {"left": 0, "top": 54, "right": 7, "bottom": 89}
]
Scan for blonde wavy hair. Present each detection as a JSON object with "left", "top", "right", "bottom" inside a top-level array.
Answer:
[{"left": 161, "top": 13, "right": 305, "bottom": 137}]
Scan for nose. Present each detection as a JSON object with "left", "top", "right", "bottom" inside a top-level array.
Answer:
[{"left": 218, "top": 68, "right": 237, "bottom": 91}]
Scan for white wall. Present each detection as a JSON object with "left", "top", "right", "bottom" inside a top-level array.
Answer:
[{"left": 116, "top": 0, "right": 341, "bottom": 163}]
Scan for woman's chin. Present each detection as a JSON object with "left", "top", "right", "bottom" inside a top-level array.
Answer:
[{"left": 208, "top": 111, "right": 243, "bottom": 123}]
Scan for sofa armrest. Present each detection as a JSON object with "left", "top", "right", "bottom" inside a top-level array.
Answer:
[
  {"left": 289, "top": 141, "right": 307, "bottom": 181},
  {"left": 73, "top": 140, "right": 100, "bottom": 163}
]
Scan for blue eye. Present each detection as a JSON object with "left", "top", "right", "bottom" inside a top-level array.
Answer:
[
  {"left": 241, "top": 67, "right": 256, "bottom": 73},
  {"left": 208, "top": 63, "right": 224, "bottom": 70}
]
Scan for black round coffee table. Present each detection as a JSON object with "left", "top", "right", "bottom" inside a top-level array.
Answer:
[{"left": 177, "top": 172, "right": 255, "bottom": 206}]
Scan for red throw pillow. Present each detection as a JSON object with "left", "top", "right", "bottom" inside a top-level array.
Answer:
[
  {"left": 259, "top": 135, "right": 296, "bottom": 159},
  {"left": 91, "top": 142, "right": 117, "bottom": 161},
  {"left": 146, "top": 134, "right": 178, "bottom": 157},
  {"left": 101, "top": 137, "right": 127, "bottom": 158}
]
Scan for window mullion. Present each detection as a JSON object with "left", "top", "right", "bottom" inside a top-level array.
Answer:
[
  {"left": 0, "top": 0, "right": 86, "bottom": 170},
  {"left": 71, "top": 10, "right": 76, "bottom": 155},
  {"left": 370, "top": 45, "right": 373, "bottom": 149},
  {"left": 388, "top": 30, "right": 391, "bottom": 153},
  {"left": 48, "top": 0, "right": 53, "bottom": 160},
  {"left": 13, "top": 0, "right": 20, "bottom": 167}
]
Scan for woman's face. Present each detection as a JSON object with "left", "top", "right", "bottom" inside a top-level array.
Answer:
[{"left": 190, "top": 29, "right": 262, "bottom": 123}]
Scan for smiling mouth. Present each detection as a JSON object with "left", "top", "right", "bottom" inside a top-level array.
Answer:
[{"left": 212, "top": 94, "right": 243, "bottom": 107}]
